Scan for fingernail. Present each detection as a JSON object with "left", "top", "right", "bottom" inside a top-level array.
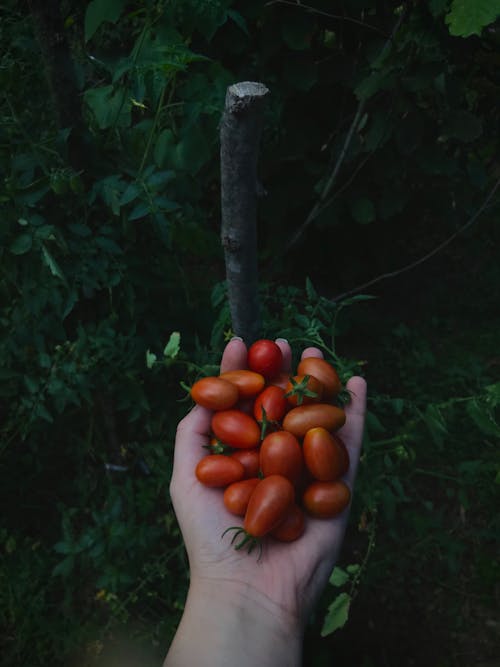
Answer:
[
  {"left": 230, "top": 336, "right": 243, "bottom": 342},
  {"left": 275, "top": 337, "right": 288, "bottom": 344}
]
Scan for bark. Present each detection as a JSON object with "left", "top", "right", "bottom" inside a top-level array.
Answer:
[{"left": 220, "top": 82, "right": 269, "bottom": 345}]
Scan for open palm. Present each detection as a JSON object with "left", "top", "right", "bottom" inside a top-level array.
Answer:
[{"left": 170, "top": 338, "right": 367, "bottom": 626}]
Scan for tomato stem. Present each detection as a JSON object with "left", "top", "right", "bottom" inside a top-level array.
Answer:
[{"left": 284, "top": 374, "right": 319, "bottom": 405}]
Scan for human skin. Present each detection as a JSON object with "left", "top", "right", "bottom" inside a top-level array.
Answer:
[{"left": 164, "top": 338, "right": 367, "bottom": 667}]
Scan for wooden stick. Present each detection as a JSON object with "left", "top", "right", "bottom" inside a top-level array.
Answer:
[{"left": 220, "top": 81, "right": 269, "bottom": 345}]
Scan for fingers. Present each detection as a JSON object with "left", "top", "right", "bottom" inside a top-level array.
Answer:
[
  {"left": 171, "top": 405, "right": 212, "bottom": 496},
  {"left": 340, "top": 376, "right": 367, "bottom": 488},
  {"left": 220, "top": 338, "right": 248, "bottom": 373},
  {"left": 301, "top": 347, "right": 324, "bottom": 360},
  {"left": 173, "top": 338, "right": 247, "bottom": 491},
  {"left": 275, "top": 338, "right": 292, "bottom": 373}
]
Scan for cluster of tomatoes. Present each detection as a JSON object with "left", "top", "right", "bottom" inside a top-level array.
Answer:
[{"left": 190, "top": 339, "right": 351, "bottom": 553}]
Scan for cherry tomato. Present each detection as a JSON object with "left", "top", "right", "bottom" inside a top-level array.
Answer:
[
  {"left": 248, "top": 339, "right": 283, "bottom": 379},
  {"left": 253, "top": 385, "right": 287, "bottom": 423},
  {"left": 230, "top": 448, "right": 261, "bottom": 478},
  {"left": 219, "top": 370, "right": 265, "bottom": 398},
  {"left": 223, "top": 478, "right": 260, "bottom": 516},
  {"left": 195, "top": 455, "right": 245, "bottom": 487},
  {"left": 260, "top": 430, "right": 303, "bottom": 485},
  {"left": 211, "top": 409, "right": 261, "bottom": 449},
  {"left": 332, "top": 433, "right": 350, "bottom": 477},
  {"left": 303, "top": 427, "right": 346, "bottom": 481},
  {"left": 282, "top": 404, "right": 346, "bottom": 438},
  {"left": 244, "top": 475, "right": 295, "bottom": 537},
  {"left": 285, "top": 374, "right": 323, "bottom": 407},
  {"left": 297, "top": 357, "right": 342, "bottom": 400},
  {"left": 271, "top": 504, "right": 306, "bottom": 542},
  {"left": 190, "top": 376, "right": 239, "bottom": 411},
  {"left": 302, "top": 480, "right": 351, "bottom": 518}
]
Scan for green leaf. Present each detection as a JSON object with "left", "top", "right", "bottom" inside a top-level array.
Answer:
[
  {"left": 329, "top": 567, "right": 349, "bottom": 587},
  {"left": 154, "top": 129, "right": 175, "bottom": 168},
  {"left": 305, "top": 277, "right": 318, "bottom": 301},
  {"left": 164, "top": 332, "right": 181, "bottom": 359},
  {"left": 128, "top": 201, "right": 150, "bottom": 221},
  {"left": 351, "top": 198, "right": 375, "bottom": 224},
  {"left": 321, "top": 592, "right": 351, "bottom": 637},
  {"left": 9, "top": 233, "right": 32, "bottom": 255},
  {"left": 147, "top": 170, "right": 176, "bottom": 189},
  {"left": 227, "top": 9, "right": 249, "bottom": 36},
  {"left": 85, "top": 0, "right": 126, "bottom": 42},
  {"left": 41, "top": 244, "right": 67, "bottom": 285},
  {"left": 420, "top": 405, "right": 448, "bottom": 448},
  {"left": 146, "top": 350, "right": 157, "bottom": 369},
  {"left": 52, "top": 555, "right": 75, "bottom": 577},
  {"left": 466, "top": 400, "right": 500, "bottom": 438},
  {"left": 445, "top": 0, "right": 500, "bottom": 37},
  {"left": 95, "top": 237, "right": 122, "bottom": 254},
  {"left": 84, "top": 85, "right": 131, "bottom": 130},
  {"left": 120, "top": 182, "right": 140, "bottom": 206}
]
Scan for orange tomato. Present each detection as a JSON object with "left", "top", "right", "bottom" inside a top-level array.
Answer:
[
  {"left": 302, "top": 480, "right": 351, "bottom": 518},
  {"left": 282, "top": 404, "right": 346, "bottom": 438},
  {"left": 297, "top": 357, "right": 342, "bottom": 400}
]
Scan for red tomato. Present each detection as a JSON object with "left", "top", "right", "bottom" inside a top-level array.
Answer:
[
  {"left": 302, "top": 480, "right": 351, "bottom": 518},
  {"left": 230, "top": 448, "right": 261, "bottom": 478},
  {"left": 260, "top": 430, "right": 303, "bottom": 485},
  {"left": 211, "top": 410, "right": 261, "bottom": 449},
  {"left": 297, "top": 357, "right": 342, "bottom": 400},
  {"left": 248, "top": 340, "right": 283, "bottom": 379},
  {"left": 285, "top": 374, "right": 323, "bottom": 407},
  {"left": 223, "top": 478, "right": 260, "bottom": 516},
  {"left": 195, "top": 455, "right": 245, "bottom": 487},
  {"left": 332, "top": 434, "right": 350, "bottom": 477},
  {"left": 244, "top": 475, "right": 295, "bottom": 537},
  {"left": 253, "top": 385, "right": 287, "bottom": 423},
  {"left": 219, "top": 370, "right": 265, "bottom": 398},
  {"left": 303, "top": 427, "right": 346, "bottom": 481},
  {"left": 190, "top": 376, "right": 239, "bottom": 411},
  {"left": 282, "top": 403, "right": 346, "bottom": 438},
  {"left": 271, "top": 504, "right": 305, "bottom": 542}
]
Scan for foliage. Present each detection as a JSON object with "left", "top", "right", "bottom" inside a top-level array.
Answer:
[{"left": 1, "top": 0, "right": 499, "bottom": 665}]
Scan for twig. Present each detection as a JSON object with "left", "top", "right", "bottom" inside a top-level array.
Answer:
[
  {"left": 332, "top": 177, "right": 500, "bottom": 302},
  {"left": 284, "top": 3, "right": 408, "bottom": 255},
  {"left": 220, "top": 81, "right": 270, "bottom": 344},
  {"left": 265, "top": 0, "right": 388, "bottom": 36}
]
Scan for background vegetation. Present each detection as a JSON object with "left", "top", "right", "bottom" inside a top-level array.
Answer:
[{"left": 1, "top": 1, "right": 499, "bottom": 665}]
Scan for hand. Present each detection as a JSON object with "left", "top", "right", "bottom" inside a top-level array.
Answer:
[{"left": 166, "top": 338, "right": 367, "bottom": 667}]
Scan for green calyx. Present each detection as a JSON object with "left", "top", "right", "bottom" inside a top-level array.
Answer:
[
  {"left": 203, "top": 439, "right": 233, "bottom": 454},
  {"left": 221, "top": 526, "right": 263, "bottom": 560},
  {"left": 284, "top": 374, "right": 319, "bottom": 405}
]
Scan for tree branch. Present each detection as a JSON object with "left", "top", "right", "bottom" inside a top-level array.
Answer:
[
  {"left": 283, "top": 3, "right": 409, "bottom": 255},
  {"left": 220, "top": 81, "right": 270, "bottom": 344},
  {"left": 331, "top": 177, "right": 500, "bottom": 302}
]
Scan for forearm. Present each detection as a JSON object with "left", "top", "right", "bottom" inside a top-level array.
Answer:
[{"left": 164, "top": 577, "right": 304, "bottom": 667}]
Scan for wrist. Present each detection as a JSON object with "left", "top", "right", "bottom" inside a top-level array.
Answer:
[{"left": 165, "top": 576, "right": 304, "bottom": 667}]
